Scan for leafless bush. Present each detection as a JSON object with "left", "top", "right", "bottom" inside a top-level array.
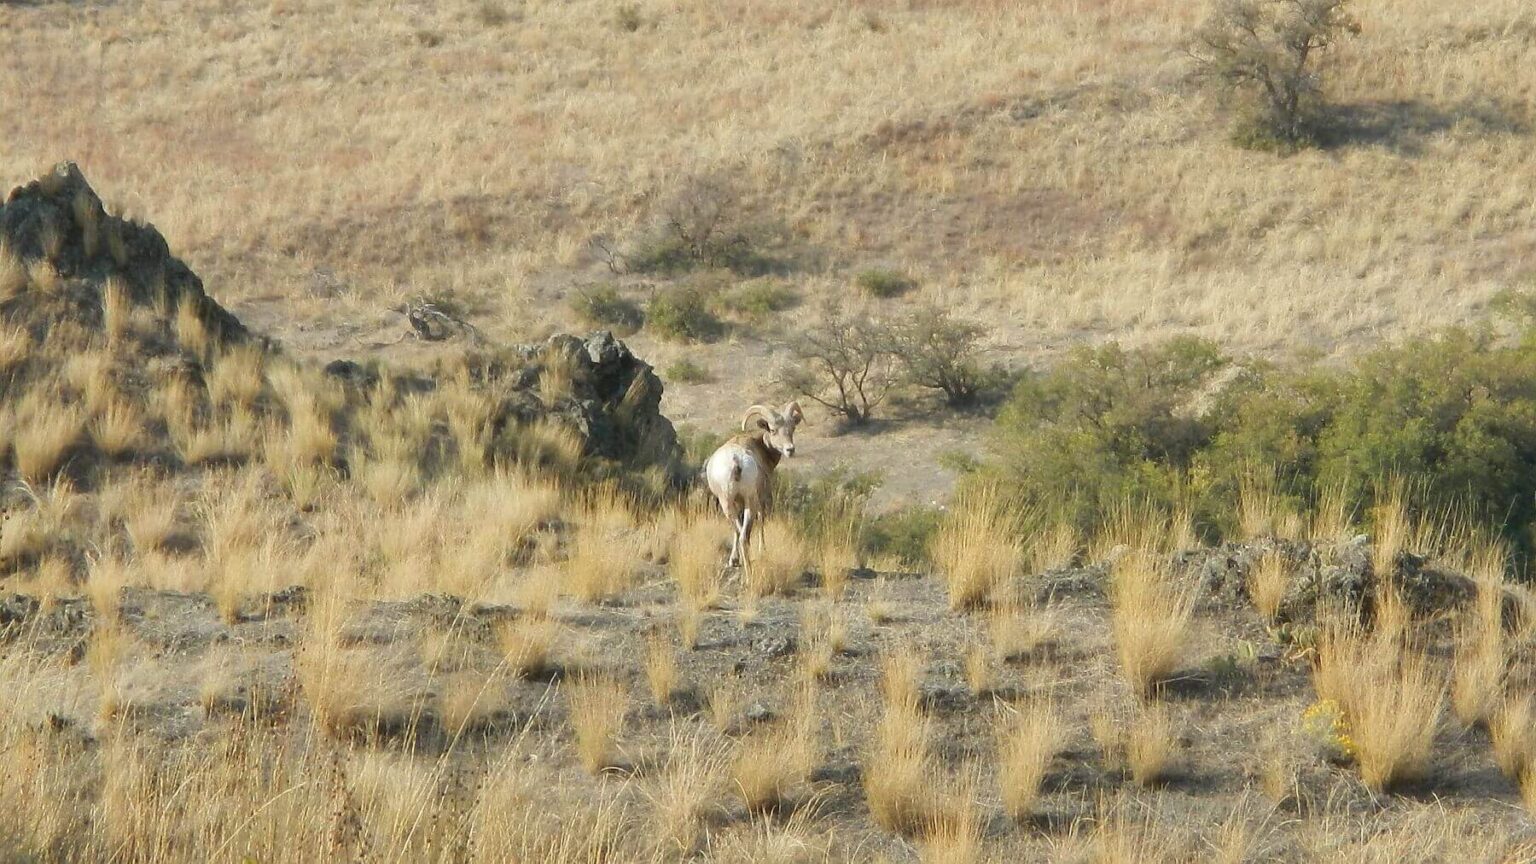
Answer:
[{"left": 776, "top": 302, "right": 896, "bottom": 426}]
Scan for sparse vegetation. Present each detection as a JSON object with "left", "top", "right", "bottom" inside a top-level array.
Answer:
[
  {"left": 2, "top": 2, "right": 1535, "bottom": 859},
  {"left": 889, "top": 305, "right": 998, "bottom": 408},
  {"left": 646, "top": 284, "right": 723, "bottom": 342},
  {"left": 776, "top": 301, "right": 896, "bottom": 426},
  {"left": 855, "top": 268, "right": 915, "bottom": 299},
  {"left": 665, "top": 357, "right": 714, "bottom": 384},
  {"left": 570, "top": 284, "right": 644, "bottom": 332}
]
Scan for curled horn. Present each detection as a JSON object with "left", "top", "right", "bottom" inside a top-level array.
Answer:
[
  {"left": 741, "top": 404, "right": 778, "bottom": 432},
  {"left": 782, "top": 400, "right": 804, "bottom": 424}
]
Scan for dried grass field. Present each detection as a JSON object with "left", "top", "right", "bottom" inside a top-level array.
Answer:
[{"left": 3, "top": 0, "right": 1536, "bottom": 861}]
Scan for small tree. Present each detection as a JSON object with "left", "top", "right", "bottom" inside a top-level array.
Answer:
[
  {"left": 777, "top": 303, "right": 896, "bottom": 426},
  {"left": 889, "top": 306, "right": 992, "bottom": 408},
  {"left": 1188, "top": 0, "right": 1360, "bottom": 149}
]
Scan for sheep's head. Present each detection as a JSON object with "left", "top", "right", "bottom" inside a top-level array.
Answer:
[{"left": 741, "top": 401, "right": 803, "bottom": 458}]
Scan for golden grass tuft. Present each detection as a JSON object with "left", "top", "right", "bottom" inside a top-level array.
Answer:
[
  {"left": 1127, "top": 702, "right": 1176, "bottom": 787},
  {"left": 1249, "top": 549, "right": 1289, "bottom": 623},
  {"left": 84, "top": 553, "right": 130, "bottom": 623},
  {"left": 991, "top": 600, "right": 1057, "bottom": 662},
  {"left": 746, "top": 518, "right": 809, "bottom": 598},
  {"left": 1451, "top": 615, "right": 1504, "bottom": 730},
  {"left": 13, "top": 400, "right": 82, "bottom": 483},
  {"left": 101, "top": 275, "right": 132, "bottom": 345},
  {"left": 0, "top": 325, "right": 30, "bottom": 373},
  {"left": 963, "top": 641, "right": 992, "bottom": 697},
  {"left": 930, "top": 483, "right": 1023, "bottom": 610},
  {"left": 864, "top": 697, "right": 933, "bottom": 835},
  {"left": 1109, "top": 551, "right": 1193, "bottom": 698},
  {"left": 90, "top": 398, "right": 146, "bottom": 457},
  {"left": 564, "top": 504, "right": 644, "bottom": 603},
  {"left": 650, "top": 726, "right": 730, "bottom": 857},
  {"left": 205, "top": 344, "right": 267, "bottom": 408},
  {"left": 0, "top": 242, "right": 24, "bottom": 298},
  {"left": 1490, "top": 694, "right": 1535, "bottom": 786},
  {"left": 1031, "top": 521, "right": 1080, "bottom": 573},
  {"left": 565, "top": 674, "right": 628, "bottom": 774},
  {"left": 816, "top": 509, "right": 861, "bottom": 601},
  {"left": 494, "top": 615, "right": 558, "bottom": 679},
  {"left": 1091, "top": 701, "right": 1125, "bottom": 774},
  {"left": 438, "top": 671, "right": 505, "bottom": 736},
  {"left": 997, "top": 700, "right": 1060, "bottom": 821},
  {"left": 732, "top": 721, "right": 815, "bottom": 813},
  {"left": 671, "top": 511, "right": 726, "bottom": 607},
  {"left": 173, "top": 294, "right": 213, "bottom": 357},
  {"left": 645, "top": 633, "right": 679, "bottom": 706},
  {"left": 1314, "top": 617, "right": 1444, "bottom": 792}
]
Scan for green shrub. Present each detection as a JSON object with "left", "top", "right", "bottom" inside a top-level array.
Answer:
[
  {"left": 675, "top": 425, "right": 724, "bottom": 469},
  {"left": 779, "top": 468, "right": 881, "bottom": 549},
  {"left": 647, "top": 285, "right": 723, "bottom": 342},
  {"left": 889, "top": 305, "right": 1001, "bottom": 407},
  {"left": 855, "top": 268, "right": 915, "bottom": 299},
  {"left": 980, "top": 314, "right": 1536, "bottom": 564},
  {"left": 865, "top": 507, "right": 945, "bottom": 566},
  {"left": 665, "top": 358, "right": 714, "bottom": 385},
  {"left": 719, "top": 280, "right": 801, "bottom": 322},
  {"left": 570, "top": 285, "right": 643, "bottom": 332}
]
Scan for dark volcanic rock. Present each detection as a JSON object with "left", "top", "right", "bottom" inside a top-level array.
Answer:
[
  {"left": 1, "top": 161, "right": 250, "bottom": 345},
  {"left": 471, "top": 330, "right": 683, "bottom": 472}
]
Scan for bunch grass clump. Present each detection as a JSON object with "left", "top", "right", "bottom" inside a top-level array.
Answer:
[{"left": 930, "top": 483, "right": 1024, "bottom": 611}]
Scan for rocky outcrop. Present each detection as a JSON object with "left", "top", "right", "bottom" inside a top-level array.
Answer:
[
  {"left": 1, "top": 161, "right": 248, "bottom": 344},
  {"left": 451, "top": 330, "right": 682, "bottom": 470}
]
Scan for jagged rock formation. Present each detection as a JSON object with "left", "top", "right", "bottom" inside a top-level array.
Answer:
[
  {"left": 434, "top": 330, "right": 682, "bottom": 471},
  {"left": 1, "top": 161, "right": 248, "bottom": 345},
  {"left": 0, "top": 162, "right": 681, "bottom": 481}
]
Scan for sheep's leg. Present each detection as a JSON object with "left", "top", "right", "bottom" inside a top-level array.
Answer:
[{"left": 739, "top": 508, "right": 755, "bottom": 570}]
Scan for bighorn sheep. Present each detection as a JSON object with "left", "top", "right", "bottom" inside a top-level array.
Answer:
[{"left": 704, "top": 401, "right": 804, "bottom": 568}]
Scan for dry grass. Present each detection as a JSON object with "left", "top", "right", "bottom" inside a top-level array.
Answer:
[
  {"left": 864, "top": 696, "right": 933, "bottom": 835},
  {"left": 732, "top": 721, "right": 815, "bottom": 812},
  {"left": 930, "top": 484, "right": 1023, "bottom": 610},
  {"left": 817, "top": 510, "right": 861, "bottom": 601},
  {"left": 565, "top": 502, "right": 644, "bottom": 603},
  {"left": 1491, "top": 694, "right": 1536, "bottom": 785},
  {"left": 1031, "top": 522, "right": 1080, "bottom": 573},
  {"left": 646, "top": 633, "right": 679, "bottom": 706},
  {"left": 746, "top": 518, "right": 809, "bottom": 599},
  {"left": 494, "top": 615, "right": 558, "bottom": 679},
  {"left": 650, "top": 726, "right": 730, "bottom": 857},
  {"left": 1127, "top": 703, "right": 1177, "bottom": 787},
  {"left": 13, "top": 399, "right": 81, "bottom": 483},
  {"left": 963, "top": 641, "right": 992, "bottom": 697},
  {"left": 438, "top": 671, "right": 505, "bottom": 736},
  {"left": 997, "top": 700, "right": 1060, "bottom": 822},
  {"left": 991, "top": 600, "right": 1058, "bottom": 662},
  {"left": 672, "top": 512, "right": 726, "bottom": 608},
  {"left": 1371, "top": 493, "right": 1413, "bottom": 578},
  {"left": 1249, "top": 549, "right": 1289, "bottom": 623},
  {"left": 565, "top": 674, "right": 629, "bottom": 774},
  {"left": 1109, "top": 551, "right": 1194, "bottom": 698},
  {"left": 174, "top": 295, "right": 213, "bottom": 357},
  {"left": 0, "top": 242, "right": 24, "bottom": 298},
  {"left": 101, "top": 275, "right": 132, "bottom": 345},
  {"left": 1314, "top": 617, "right": 1445, "bottom": 792}
]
